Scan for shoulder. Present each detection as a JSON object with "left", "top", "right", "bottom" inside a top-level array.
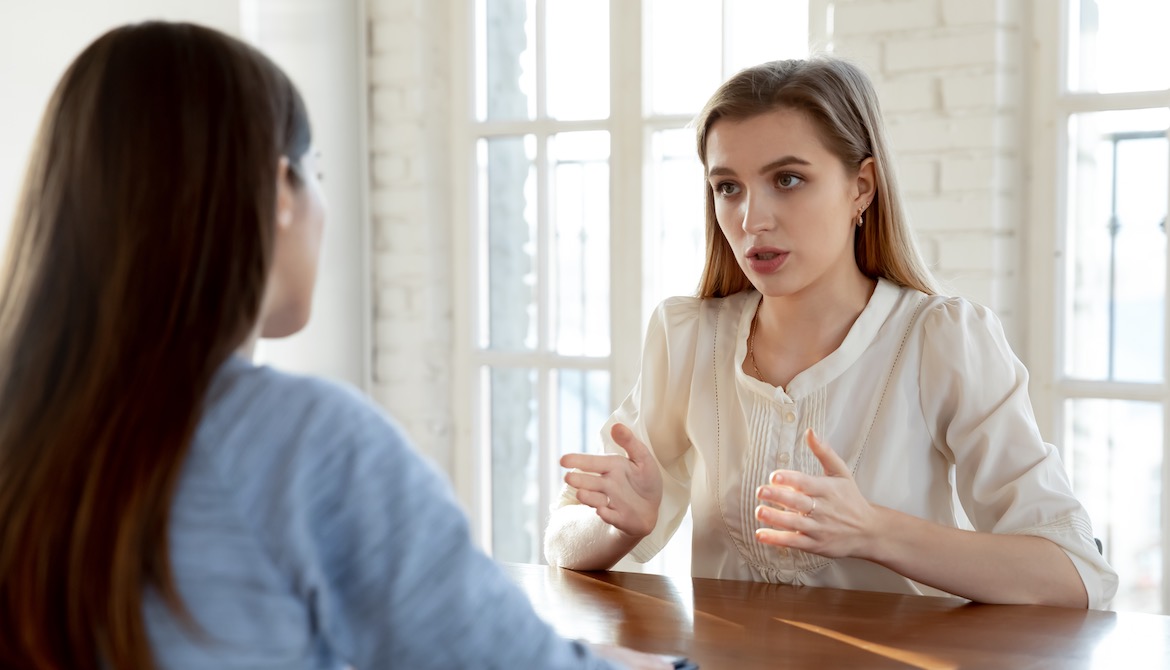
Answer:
[
  {"left": 655, "top": 294, "right": 702, "bottom": 325},
  {"left": 918, "top": 294, "right": 1011, "bottom": 349},
  {"left": 653, "top": 291, "right": 753, "bottom": 330},
  {"left": 209, "top": 356, "right": 395, "bottom": 437},
  {"left": 195, "top": 356, "right": 415, "bottom": 485},
  {"left": 913, "top": 294, "right": 1022, "bottom": 385}
]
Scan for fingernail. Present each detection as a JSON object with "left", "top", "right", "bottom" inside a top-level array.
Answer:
[{"left": 771, "top": 472, "right": 783, "bottom": 484}]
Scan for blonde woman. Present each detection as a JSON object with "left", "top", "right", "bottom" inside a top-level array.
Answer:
[{"left": 545, "top": 57, "right": 1117, "bottom": 609}]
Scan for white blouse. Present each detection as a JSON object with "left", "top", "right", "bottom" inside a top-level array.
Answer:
[{"left": 556, "top": 279, "right": 1118, "bottom": 608}]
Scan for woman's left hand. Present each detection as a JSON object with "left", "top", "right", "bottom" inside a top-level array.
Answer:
[{"left": 753, "top": 428, "right": 883, "bottom": 559}]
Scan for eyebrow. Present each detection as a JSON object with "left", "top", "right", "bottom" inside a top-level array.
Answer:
[{"left": 707, "top": 155, "right": 812, "bottom": 178}]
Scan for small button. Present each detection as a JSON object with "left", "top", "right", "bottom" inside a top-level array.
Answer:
[
  {"left": 778, "top": 547, "right": 790, "bottom": 558},
  {"left": 777, "top": 452, "right": 791, "bottom": 466},
  {"left": 784, "top": 411, "right": 796, "bottom": 423}
]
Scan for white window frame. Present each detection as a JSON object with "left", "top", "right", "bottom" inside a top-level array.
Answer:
[
  {"left": 447, "top": 0, "right": 645, "bottom": 554},
  {"left": 1028, "top": 0, "right": 1170, "bottom": 612},
  {"left": 449, "top": 0, "right": 820, "bottom": 563}
]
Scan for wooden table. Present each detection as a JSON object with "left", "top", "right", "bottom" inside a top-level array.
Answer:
[{"left": 504, "top": 563, "right": 1170, "bottom": 669}]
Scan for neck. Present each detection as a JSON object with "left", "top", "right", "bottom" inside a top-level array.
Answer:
[
  {"left": 757, "top": 271, "right": 876, "bottom": 341},
  {"left": 748, "top": 271, "right": 877, "bottom": 388},
  {"left": 236, "top": 319, "right": 262, "bottom": 361}
]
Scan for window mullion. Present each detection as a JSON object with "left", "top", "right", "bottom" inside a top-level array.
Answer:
[
  {"left": 608, "top": 0, "right": 644, "bottom": 409},
  {"left": 536, "top": 124, "right": 553, "bottom": 554},
  {"left": 1162, "top": 121, "right": 1170, "bottom": 614},
  {"left": 450, "top": 0, "right": 485, "bottom": 547},
  {"left": 534, "top": 0, "right": 547, "bottom": 120},
  {"left": 1027, "top": 0, "right": 1065, "bottom": 444}
]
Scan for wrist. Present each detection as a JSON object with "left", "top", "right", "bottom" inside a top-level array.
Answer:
[
  {"left": 614, "top": 520, "right": 653, "bottom": 544},
  {"left": 857, "top": 504, "right": 897, "bottom": 564}
]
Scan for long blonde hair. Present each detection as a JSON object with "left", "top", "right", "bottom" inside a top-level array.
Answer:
[{"left": 694, "top": 56, "right": 938, "bottom": 298}]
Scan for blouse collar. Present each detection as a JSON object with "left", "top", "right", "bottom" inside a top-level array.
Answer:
[{"left": 735, "top": 278, "right": 904, "bottom": 401}]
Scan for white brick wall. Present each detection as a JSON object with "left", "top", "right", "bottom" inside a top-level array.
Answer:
[
  {"left": 830, "top": 0, "right": 1026, "bottom": 343},
  {"left": 833, "top": 0, "right": 938, "bottom": 35},
  {"left": 366, "top": 0, "right": 455, "bottom": 472}
]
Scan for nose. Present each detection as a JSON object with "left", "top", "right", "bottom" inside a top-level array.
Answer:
[{"left": 740, "top": 192, "right": 776, "bottom": 234}]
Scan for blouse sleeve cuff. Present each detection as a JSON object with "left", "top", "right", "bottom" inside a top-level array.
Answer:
[{"left": 1009, "top": 515, "right": 1119, "bottom": 609}]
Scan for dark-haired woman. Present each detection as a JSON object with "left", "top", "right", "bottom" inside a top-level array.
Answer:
[{"left": 0, "top": 21, "right": 665, "bottom": 670}]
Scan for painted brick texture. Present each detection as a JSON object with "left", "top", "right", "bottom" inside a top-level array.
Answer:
[
  {"left": 830, "top": 0, "right": 1026, "bottom": 341},
  {"left": 366, "top": 0, "right": 455, "bottom": 471}
]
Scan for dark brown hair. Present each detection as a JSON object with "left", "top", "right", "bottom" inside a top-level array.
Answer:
[
  {"left": 0, "top": 22, "right": 310, "bottom": 668},
  {"left": 694, "top": 57, "right": 937, "bottom": 298}
]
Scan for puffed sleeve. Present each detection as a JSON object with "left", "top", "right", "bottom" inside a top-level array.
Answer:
[
  {"left": 553, "top": 297, "right": 700, "bottom": 562},
  {"left": 918, "top": 298, "right": 1119, "bottom": 609}
]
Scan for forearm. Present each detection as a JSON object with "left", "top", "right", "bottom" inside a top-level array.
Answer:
[
  {"left": 863, "top": 506, "right": 1088, "bottom": 607},
  {"left": 544, "top": 504, "right": 644, "bottom": 571}
]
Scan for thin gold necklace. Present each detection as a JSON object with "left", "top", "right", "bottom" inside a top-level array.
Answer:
[{"left": 748, "top": 299, "right": 763, "bottom": 381}]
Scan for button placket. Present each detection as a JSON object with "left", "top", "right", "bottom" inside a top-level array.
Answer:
[{"left": 777, "top": 403, "right": 797, "bottom": 470}]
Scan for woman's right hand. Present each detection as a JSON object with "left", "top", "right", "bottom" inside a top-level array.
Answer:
[{"left": 560, "top": 423, "right": 663, "bottom": 540}]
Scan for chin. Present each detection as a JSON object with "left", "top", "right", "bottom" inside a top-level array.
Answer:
[
  {"left": 260, "top": 306, "right": 312, "bottom": 338},
  {"left": 752, "top": 276, "right": 808, "bottom": 298}
]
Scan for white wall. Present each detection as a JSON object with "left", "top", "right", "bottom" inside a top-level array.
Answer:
[
  {"left": 0, "top": 0, "right": 369, "bottom": 390},
  {"left": 826, "top": 0, "right": 1027, "bottom": 348},
  {"left": 246, "top": 0, "right": 371, "bottom": 389},
  {"left": 365, "top": 0, "right": 457, "bottom": 473},
  {"left": 0, "top": 1, "right": 240, "bottom": 242}
]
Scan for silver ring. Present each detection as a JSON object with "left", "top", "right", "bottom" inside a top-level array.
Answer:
[{"left": 805, "top": 498, "right": 816, "bottom": 517}]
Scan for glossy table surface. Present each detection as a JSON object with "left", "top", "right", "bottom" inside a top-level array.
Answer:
[{"left": 504, "top": 563, "right": 1170, "bottom": 669}]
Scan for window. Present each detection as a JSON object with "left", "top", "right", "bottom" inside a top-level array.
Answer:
[
  {"left": 453, "top": 0, "right": 810, "bottom": 575},
  {"left": 1031, "top": 0, "right": 1170, "bottom": 613}
]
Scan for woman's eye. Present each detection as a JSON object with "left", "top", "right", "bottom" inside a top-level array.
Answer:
[
  {"left": 716, "top": 182, "right": 739, "bottom": 196},
  {"left": 777, "top": 174, "right": 803, "bottom": 189}
]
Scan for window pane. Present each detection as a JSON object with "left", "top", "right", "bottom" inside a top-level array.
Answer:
[
  {"left": 1065, "top": 399, "right": 1162, "bottom": 613},
  {"left": 549, "top": 369, "right": 610, "bottom": 564},
  {"left": 554, "top": 368, "right": 610, "bottom": 483},
  {"left": 1067, "top": 0, "right": 1170, "bottom": 94},
  {"left": 725, "top": 0, "right": 808, "bottom": 74},
  {"left": 478, "top": 136, "right": 538, "bottom": 351},
  {"left": 647, "top": 0, "right": 722, "bottom": 115},
  {"left": 488, "top": 366, "right": 540, "bottom": 563},
  {"left": 546, "top": 0, "right": 609, "bottom": 120},
  {"left": 646, "top": 128, "right": 707, "bottom": 318},
  {"left": 551, "top": 132, "right": 611, "bottom": 356},
  {"left": 478, "top": 0, "right": 536, "bottom": 121},
  {"left": 1064, "top": 110, "right": 1169, "bottom": 382}
]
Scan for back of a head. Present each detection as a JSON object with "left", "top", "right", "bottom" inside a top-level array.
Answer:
[
  {"left": 694, "top": 56, "right": 937, "bottom": 298},
  {"left": 0, "top": 21, "right": 309, "bottom": 669}
]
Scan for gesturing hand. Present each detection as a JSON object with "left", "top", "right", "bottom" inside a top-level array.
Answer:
[
  {"left": 753, "top": 428, "right": 881, "bottom": 559},
  {"left": 560, "top": 423, "right": 663, "bottom": 540}
]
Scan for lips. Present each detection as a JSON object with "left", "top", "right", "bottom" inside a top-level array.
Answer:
[{"left": 746, "top": 246, "right": 788, "bottom": 274}]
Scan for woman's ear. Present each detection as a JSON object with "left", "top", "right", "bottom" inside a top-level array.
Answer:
[
  {"left": 855, "top": 156, "right": 877, "bottom": 208},
  {"left": 275, "top": 156, "right": 294, "bottom": 231}
]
